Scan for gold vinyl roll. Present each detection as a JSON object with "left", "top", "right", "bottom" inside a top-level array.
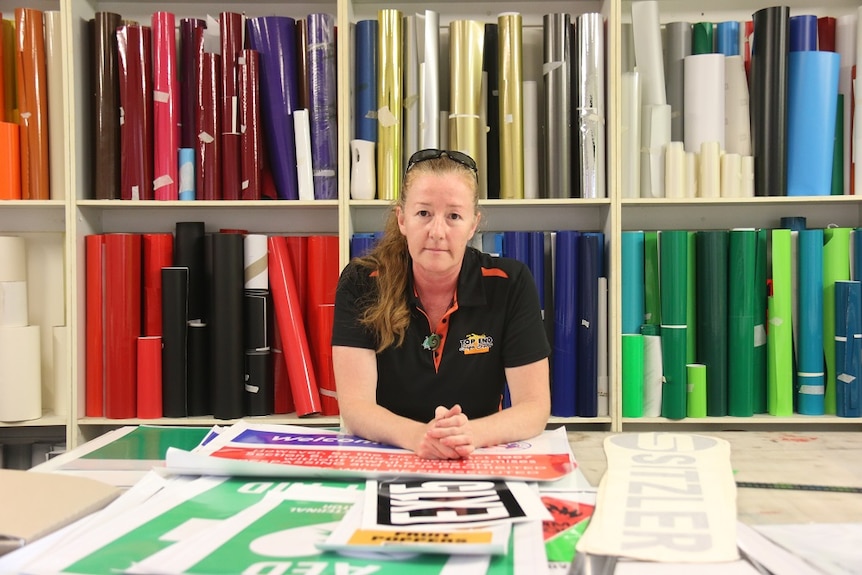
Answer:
[
  {"left": 377, "top": 9, "right": 402, "bottom": 201},
  {"left": 449, "top": 20, "right": 484, "bottom": 178},
  {"left": 498, "top": 13, "right": 524, "bottom": 200}
]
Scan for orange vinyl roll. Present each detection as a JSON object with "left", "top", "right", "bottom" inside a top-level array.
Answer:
[
  {"left": 267, "top": 235, "right": 321, "bottom": 416},
  {"left": 136, "top": 336, "right": 162, "bottom": 418},
  {"left": 271, "top": 315, "right": 295, "bottom": 414},
  {"left": 142, "top": 233, "right": 174, "bottom": 336},
  {"left": 0, "top": 122, "right": 21, "bottom": 198},
  {"left": 15, "top": 8, "right": 49, "bottom": 200},
  {"left": 313, "top": 303, "right": 339, "bottom": 415},
  {"left": 0, "top": 12, "right": 5, "bottom": 122},
  {"left": 85, "top": 235, "right": 105, "bottom": 417}
]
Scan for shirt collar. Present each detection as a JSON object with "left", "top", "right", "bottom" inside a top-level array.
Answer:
[{"left": 407, "top": 246, "right": 487, "bottom": 307}]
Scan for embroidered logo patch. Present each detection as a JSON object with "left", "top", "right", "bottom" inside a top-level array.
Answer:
[{"left": 459, "top": 333, "right": 493, "bottom": 355}]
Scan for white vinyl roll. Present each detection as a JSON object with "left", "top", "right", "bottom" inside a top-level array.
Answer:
[
  {"left": 740, "top": 155, "right": 755, "bottom": 197},
  {"left": 725, "top": 56, "right": 751, "bottom": 156},
  {"left": 293, "top": 109, "right": 314, "bottom": 201},
  {"left": 640, "top": 104, "right": 671, "bottom": 198},
  {"left": 686, "top": 151, "right": 697, "bottom": 197},
  {"left": 0, "top": 281, "right": 28, "bottom": 327},
  {"left": 698, "top": 141, "right": 721, "bottom": 198},
  {"left": 664, "top": 141, "right": 686, "bottom": 198},
  {"left": 45, "top": 11, "right": 66, "bottom": 201},
  {"left": 621, "top": 72, "right": 641, "bottom": 199},
  {"left": 642, "top": 333, "right": 662, "bottom": 417},
  {"left": 597, "top": 276, "right": 609, "bottom": 417},
  {"left": 243, "top": 234, "right": 268, "bottom": 290},
  {"left": 837, "top": 14, "right": 856, "bottom": 195},
  {"left": 684, "top": 54, "right": 725, "bottom": 154},
  {"left": 0, "top": 325, "right": 42, "bottom": 422},
  {"left": 0, "top": 236, "right": 26, "bottom": 282},
  {"left": 631, "top": 0, "right": 667, "bottom": 106},
  {"left": 349, "top": 139, "right": 376, "bottom": 200},
  {"left": 418, "top": 10, "right": 440, "bottom": 149},
  {"left": 721, "top": 152, "right": 742, "bottom": 198},
  {"left": 523, "top": 80, "right": 539, "bottom": 199}
]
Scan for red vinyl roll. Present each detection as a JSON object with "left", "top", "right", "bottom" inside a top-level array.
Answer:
[
  {"left": 306, "top": 235, "right": 339, "bottom": 411},
  {"left": 306, "top": 235, "right": 339, "bottom": 309},
  {"left": 117, "top": 25, "right": 154, "bottom": 200},
  {"left": 143, "top": 233, "right": 173, "bottom": 336},
  {"left": 268, "top": 235, "right": 321, "bottom": 416},
  {"left": 104, "top": 233, "right": 142, "bottom": 419},
  {"left": 313, "top": 303, "right": 339, "bottom": 415},
  {"left": 285, "top": 235, "right": 308, "bottom": 324},
  {"left": 152, "top": 11, "right": 179, "bottom": 200},
  {"left": 818, "top": 17, "right": 836, "bottom": 52},
  {"left": 136, "top": 336, "right": 162, "bottom": 419},
  {"left": 239, "top": 49, "right": 262, "bottom": 200},
  {"left": 272, "top": 317, "right": 295, "bottom": 414},
  {"left": 85, "top": 235, "right": 105, "bottom": 417},
  {"left": 197, "top": 51, "right": 222, "bottom": 200},
  {"left": 15, "top": 8, "right": 49, "bottom": 200},
  {"left": 220, "top": 12, "right": 244, "bottom": 201}
]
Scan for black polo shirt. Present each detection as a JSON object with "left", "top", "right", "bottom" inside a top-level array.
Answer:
[{"left": 332, "top": 246, "right": 551, "bottom": 423}]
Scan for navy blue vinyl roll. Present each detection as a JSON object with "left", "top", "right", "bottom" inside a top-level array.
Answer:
[
  {"left": 789, "top": 15, "right": 817, "bottom": 51},
  {"left": 528, "top": 231, "right": 546, "bottom": 309},
  {"left": 350, "top": 232, "right": 379, "bottom": 258},
  {"left": 551, "top": 231, "right": 579, "bottom": 416},
  {"left": 577, "top": 232, "right": 602, "bottom": 417},
  {"left": 306, "top": 13, "right": 338, "bottom": 200},
  {"left": 355, "top": 20, "right": 378, "bottom": 142},
  {"left": 503, "top": 231, "right": 530, "bottom": 265}
]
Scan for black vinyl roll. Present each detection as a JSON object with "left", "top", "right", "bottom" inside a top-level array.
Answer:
[
  {"left": 174, "top": 222, "right": 207, "bottom": 321},
  {"left": 483, "top": 23, "right": 500, "bottom": 199},
  {"left": 186, "top": 321, "right": 210, "bottom": 416},
  {"left": 245, "top": 351, "right": 274, "bottom": 416},
  {"left": 161, "top": 266, "right": 188, "bottom": 418},
  {"left": 210, "top": 233, "right": 246, "bottom": 420}
]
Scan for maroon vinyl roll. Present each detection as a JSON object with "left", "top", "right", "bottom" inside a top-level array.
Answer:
[
  {"left": 90, "top": 12, "right": 121, "bottom": 199},
  {"left": 104, "top": 233, "right": 142, "bottom": 419},
  {"left": 239, "top": 49, "right": 263, "bottom": 200},
  {"left": 136, "top": 336, "right": 162, "bottom": 419},
  {"left": 152, "top": 12, "right": 180, "bottom": 200},
  {"left": 221, "top": 12, "right": 244, "bottom": 200},
  {"left": 180, "top": 18, "right": 206, "bottom": 149},
  {"left": 197, "top": 51, "right": 222, "bottom": 200},
  {"left": 142, "top": 233, "right": 174, "bottom": 336},
  {"left": 818, "top": 17, "right": 837, "bottom": 52},
  {"left": 117, "top": 25, "right": 154, "bottom": 200}
]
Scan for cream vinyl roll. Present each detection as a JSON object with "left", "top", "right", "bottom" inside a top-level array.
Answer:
[
  {"left": 578, "top": 13, "right": 605, "bottom": 199},
  {"left": 244, "top": 234, "right": 268, "bottom": 290},
  {"left": 631, "top": 0, "right": 666, "bottom": 106},
  {"left": 597, "top": 276, "right": 609, "bottom": 417},
  {"left": 403, "top": 15, "right": 420, "bottom": 165},
  {"left": 449, "top": 20, "right": 484, "bottom": 169},
  {"left": 377, "top": 9, "right": 403, "bottom": 201},
  {"left": 620, "top": 23, "right": 635, "bottom": 74},
  {"left": 621, "top": 72, "right": 641, "bottom": 199},
  {"left": 686, "top": 151, "right": 697, "bottom": 197},
  {"left": 721, "top": 152, "right": 742, "bottom": 198},
  {"left": 698, "top": 141, "right": 721, "bottom": 198},
  {"left": 498, "top": 13, "right": 524, "bottom": 200},
  {"left": 0, "top": 281, "right": 28, "bottom": 326},
  {"left": 642, "top": 333, "right": 662, "bottom": 417},
  {"left": 684, "top": 54, "right": 725, "bottom": 154},
  {"left": 45, "top": 11, "right": 66, "bottom": 201},
  {"left": 523, "top": 80, "right": 539, "bottom": 199},
  {"left": 0, "top": 324, "right": 42, "bottom": 422},
  {"left": 417, "top": 10, "right": 440, "bottom": 149},
  {"left": 640, "top": 104, "right": 671, "bottom": 198},
  {"left": 740, "top": 155, "right": 755, "bottom": 197},
  {"left": 51, "top": 324, "right": 67, "bottom": 417},
  {"left": 664, "top": 141, "right": 686, "bottom": 198},
  {"left": 349, "top": 139, "right": 376, "bottom": 200},
  {"left": 725, "top": 56, "right": 751, "bottom": 156},
  {"left": 0, "top": 236, "right": 26, "bottom": 282},
  {"left": 837, "top": 15, "right": 856, "bottom": 194}
]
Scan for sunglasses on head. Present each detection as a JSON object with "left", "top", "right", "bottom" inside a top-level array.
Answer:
[{"left": 405, "top": 149, "right": 478, "bottom": 175}]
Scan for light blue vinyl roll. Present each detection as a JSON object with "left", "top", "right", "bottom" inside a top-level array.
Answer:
[
  {"left": 622, "top": 231, "right": 645, "bottom": 334},
  {"left": 716, "top": 21, "right": 739, "bottom": 56},
  {"left": 355, "top": 20, "right": 378, "bottom": 142},
  {"left": 834, "top": 280, "right": 862, "bottom": 417},
  {"left": 798, "top": 229, "right": 824, "bottom": 415},
  {"left": 787, "top": 51, "right": 840, "bottom": 196},
  {"left": 178, "top": 148, "right": 195, "bottom": 200},
  {"left": 551, "top": 230, "right": 580, "bottom": 417}
]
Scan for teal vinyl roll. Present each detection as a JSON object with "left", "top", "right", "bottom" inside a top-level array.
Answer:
[
  {"left": 797, "top": 229, "right": 824, "bottom": 415},
  {"left": 621, "top": 231, "right": 645, "bottom": 334},
  {"left": 644, "top": 231, "right": 661, "bottom": 325},
  {"left": 728, "top": 229, "right": 757, "bottom": 416},
  {"left": 823, "top": 227, "right": 852, "bottom": 414},
  {"left": 835, "top": 281, "right": 862, "bottom": 417},
  {"left": 696, "top": 230, "right": 729, "bottom": 416}
]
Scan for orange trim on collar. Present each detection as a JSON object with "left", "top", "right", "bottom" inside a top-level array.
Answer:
[{"left": 481, "top": 266, "right": 509, "bottom": 278}]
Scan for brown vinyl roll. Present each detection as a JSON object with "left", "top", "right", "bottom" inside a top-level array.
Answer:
[
  {"left": 15, "top": 8, "right": 49, "bottom": 200},
  {"left": 89, "top": 12, "right": 122, "bottom": 199},
  {"left": 239, "top": 49, "right": 263, "bottom": 200}
]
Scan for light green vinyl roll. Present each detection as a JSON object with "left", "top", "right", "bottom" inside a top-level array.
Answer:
[
  {"left": 768, "top": 229, "right": 794, "bottom": 416},
  {"left": 823, "top": 227, "right": 852, "bottom": 414},
  {"left": 622, "top": 334, "right": 645, "bottom": 417},
  {"left": 686, "top": 363, "right": 707, "bottom": 417}
]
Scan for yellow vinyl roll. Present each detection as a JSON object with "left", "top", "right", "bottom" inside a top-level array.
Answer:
[
  {"left": 448, "top": 20, "right": 484, "bottom": 177},
  {"left": 498, "top": 13, "right": 524, "bottom": 200},
  {"left": 377, "top": 9, "right": 402, "bottom": 201}
]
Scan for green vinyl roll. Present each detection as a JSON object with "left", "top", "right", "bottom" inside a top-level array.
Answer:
[
  {"left": 692, "top": 22, "right": 714, "bottom": 54},
  {"left": 768, "top": 229, "right": 794, "bottom": 415},
  {"left": 753, "top": 228, "right": 768, "bottom": 413},
  {"left": 728, "top": 229, "right": 756, "bottom": 416},
  {"left": 831, "top": 95, "right": 844, "bottom": 195},
  {"left": 622, "top": 333, "right": 645, "bottom": 417},
  {"left": 696, "top": 230, "right": 728, "bottom": 416},
  {"left": 661, "top": 324, "right": 687, "bottom": 419},
  {"left": 686, "top": 363, "right": 707, "bottom": 417},
  {"left": 660, "top": 230, "right": 688, "bottom": 325},
  {"left": 687, "top": 231, "right": 697, "bottom": 363},
  {"left": 823, "top": 227, "right": 852, "bottom": 414},
  {"left": 644, "top": 231, "right": 661, "bottom": 325}
]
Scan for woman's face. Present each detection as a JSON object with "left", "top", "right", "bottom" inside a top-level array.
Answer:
[{"left": 396, "top": 172, "right": 480, "bottom": 277}]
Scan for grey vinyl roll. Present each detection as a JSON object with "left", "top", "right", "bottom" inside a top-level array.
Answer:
[
  {"left": 664, "top": 22, "right": 691, "bottom": 142},
  {"left": 621, "top": 23, "right": 635, "bottom": 74},
  {"left": 543, "top": 13, "right": 571, "bottom": 199},
  {"left": 577, "top": 13, "right": 605, "bottom": 199}
]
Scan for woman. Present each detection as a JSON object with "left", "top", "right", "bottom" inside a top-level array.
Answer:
[{"left": 332, "top": 149, "right": 550, "bottom": 459}]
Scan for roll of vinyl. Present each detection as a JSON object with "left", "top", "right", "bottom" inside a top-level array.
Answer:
[
  {"left": 716, "top": 21, "right": 740, "bottom": 56},
  {"left": 698, "top": 141, "right": 721, "bottom": 198},
  {"left": 306, "top": 13, "right": 338, "bottom": 200},
  {"left": 753, "top": 229, "right": 768, "bottom": 414},
  {"left": 161, "top": 267, "right": 188, "bottom": 418},
  {"left": 728, "top": 229, "right": 757, "bottom": 417},
  {"left": 44, "top": 11, "right": 65, "bottom": 201},
  {"left": 787, "top": 51, "right": 840, "bottom": 196},
  {"left": 178, "top": 148, "right": 194, "bottom": 200},
  {"left": 16, "top": 8, "right": 49, "bottom": 200},
  {"left": 499, "top": 13, "right": 524, "bottom": 200},
  {"left": 142, "top": 233, "right": 173, "bottom": 337},
  {"left": 218, "top": 12, "right": 244, "bottom": 202},
  {"left": 836, "top": 15, "right": 855, "bottom": 195},
  {"left": 0, "top": 236, "right": 26, "bottom": 282},
  {"left": 687, "top": 232, "right": 697, "bottom": 364},
  {"left": 419, "top": 11, "right": 440, "bottom": 150},
  {"left": 740, "top": 156, "right": 755, "bottom": 197},
  {"left": 523, "top": 80, "right": 539, "bottom": 199},
  {"left": 210, "top": 233, "right": 246, "bottom": 420},
  {"left": 622, "top": 334, "right": 644, "bottom": 418},
  {"left": 186, "top": 320, "right": 210, "bottom": 416},
  {"left": 696, "top": 230, "right": 729, "bottom": 416},
  {"left": 403, "top": 15, "right": 420, "bottom": 167},
  {"left": 449, "top": 20, "right": 484, "bottom": 174},
  {"left": 85, "top": 235, "right": 104, "bottom": 417},
  {"left": 684, "top": 54, "right": 725, "bottom": 154},
  {"left": 640, "top": 104, "right": 671, "bottom": 198},
  {"left": 136, "top": 336, "right": 162, "bottom": 419},
  {"left": 152, "top": 11, "right": 179, "bottom": 200},
  {"left": 0, "top": 325, "right": 41, "bottom": 422},
  {"left": 239, "top": 49, "right": 262, "bottom": 201},
  {"left": 663, "top": 22, "right": 691, "bottom": 142},
  {"left": 377, "top": 9, "right": 403, "bottom": 201},
  {"left": 285, "top": 236, "right": 309, "bottom": 318},
  {"left": 0, "top": 122, "right": 21, "bottom": 199},
  {"left": 244, "top": 234, "right": 268, "bottom": 290},
  {"left": 197, "top": 52, "right": 222, "bottom": 201},
  {"left": 621, "top": 231, "right": 645, "bottom": 334},
  {"left": 0, "top": 281, "right": 27, "bottom": 327},
  {"left": 789, "top": 15, "right": 817, "bottom": 51},
  {"left": 768, "top": 229, "right": 794, "bottom": 416},
  {"left": 577, "top": 13, "right": 605, "bottom": 199},
  {"left": 117, "top": 25, "right": 154, "bottom": 201},
  {"left": 349, "top": 139, "right": 376, "bottom": 200},
  {"left": 552, "top": 230, "right": 578, "bottom": 417},
  {"left": 484, "top": 22, "right": 499, "bottom": 200},
  {"left": 664, "top": 142, "right": 686, "bottom": 198},
  {"left": 174, "top": 222, "right": 207, "bottom": 322},
  {"left": 543, "top": 13, "right": 571, "bottom": 199},
  {"left": 751, "top": 6, "right": 790, "bottom": 196},
  {"left": 819, "top": 17, "right": 837, "bottom": 52},
  {"left": 832, "top": 95, "right": 844, "bottom": 196},
  {"left": 577, "top": 233, "right": 601, "bottom": 417},
  {"left": 180, "top": 18, "right": 206, "bottom": 149},
  {"left": 90, "top": 12, "right": 121, "bottom": 199},
  {"left": 823, "top": 227, "right": 852, "bottom": 414},
  {"left": 621, "top": 72, "right": 641, "bottom": 199},
  {"left": 244, "top": 290, "right": 271, "bottom": 353},
  {"left": 720, "top": 153, "right": 741, "bottom": 198},
  {"left": 1, "top": 20, "right": 12, "bottom": 122},
  {"left": 355, "top": 20, "right": 378, "bottom": 143},
  {"left": 686, "top": 364, "right": 707, "bottom": 418},
  {"left": 692, "top": 22, "right": 714, "bottom": 54},
  {"left": 641, "top": 326, "right": 663, "bottom": 417},
  {"left": 725, "top": 56, "right": 751, "bottom": 156},
  {"left": 621, "top": 23, "right": 635, "bottom": 74},
  {"left": 245, "top": 350, "right": 274, "bottom": 416},
  {"left": 660, "top": 230, "right": 688, "bottom": 420},
  {"left": 271, "top": 322, "right": 295, "bottom": 414},
  {"left": 631, "top": 1, "right": 667, "bottom": 106},
  {"left": 296, "top": 19, "right": 309, "bottom": 110},
  {"left": 644, "top": 231, "right": 661, "bottom": 326},
  {"left": 835, "top": 281, "right": 862, "bottom": 417},
  {"left": 294, "top": 108, "right": 315, "bottom": 201},
  {"left": 597, "top": 275, "right": 609, "bottom": 417}
]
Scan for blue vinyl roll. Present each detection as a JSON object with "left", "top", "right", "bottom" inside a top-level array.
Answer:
[
  {"left": 789, "top": 15, "right": 817, "bottom": 51},
  {"left": 502, "top": 231, "right": 530, "bottom": 265},
  {"left": 355, "top": 20, "right": 378, "bottom": 142},
  {"left": 576, "top": 233, "right": 601, "bottom": 417},
  {"left": 779, "top": 216, "right": 807, "bottom": 231},
  {"left": 178, "top": 148, "right": 195, "bottom": 200},
  {"left": 834, "top": 280, "right": 862, "bottom": 417},
  {"left": 482, "top": 232, "right": 503, "bottom": 256},
  {"left": 350, "top": 232, "right": 378, "bottom": 258},
  {"left": 528, "top": 231, "right": 546, "bottom": 308},
  {"left": 797, "top": 229, "right": 825, "bottom": 415},
  {"left": 787, "top": 51, "right": 840, "bottom": 196},
  {"left": 622, "top": 231, "right": 645, "bottom": 334},
  {"left": 716, "top": 21, "right": 740, "bottom": 56},
  {"left": 551, "top": 230, "right": 579, "bottom": 417}
]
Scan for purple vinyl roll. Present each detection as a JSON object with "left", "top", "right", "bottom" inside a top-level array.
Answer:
[
  {"left": 247, "top": 16, "right": 300, "bottom": 200},
  {"left": 180, "top": 18, "right": 206, "bottom": 149},
  {"left": 306, "top": 13, "right": 338, "bottom": 200}
]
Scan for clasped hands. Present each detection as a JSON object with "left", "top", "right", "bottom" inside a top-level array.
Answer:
[{"left": 416, "top": 404, "right": 476, "bottom": 460}]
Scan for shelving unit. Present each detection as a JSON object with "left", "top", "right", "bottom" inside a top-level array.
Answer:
[{"left": 2, "top": 0, "right": 860, "bottom": 456}]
